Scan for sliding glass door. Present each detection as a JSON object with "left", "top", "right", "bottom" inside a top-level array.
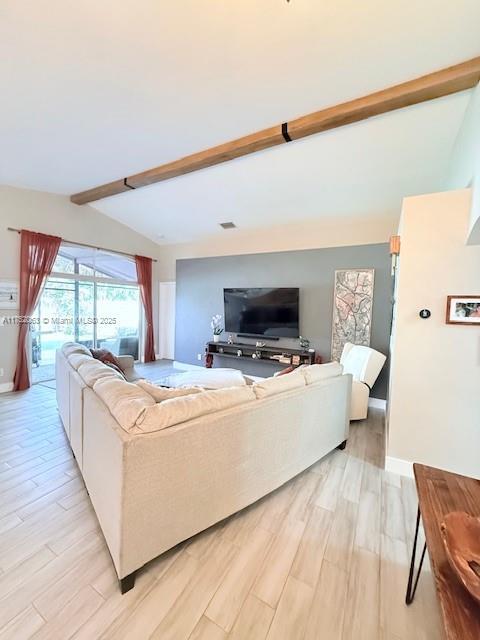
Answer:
[
  {"left": 31, "top": 245, "right": 141, "bottom": 383},
  {"left": 96, "top": 283, "right": 140, "bottom": 359}
]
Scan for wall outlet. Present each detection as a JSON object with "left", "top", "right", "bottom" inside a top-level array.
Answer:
[
  {"left": 0, "top": 368, "right": 4, "bottom": 377},
  {"left": 197, "top": 354, "right": 202, "bottom": 361}
]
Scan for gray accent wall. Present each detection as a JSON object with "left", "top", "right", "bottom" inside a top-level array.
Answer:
[{"left": 175, "top": 243, "right": 392, "bottom": 399}]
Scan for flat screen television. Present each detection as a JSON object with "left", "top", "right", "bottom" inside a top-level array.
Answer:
[{"left": 224, "top": 287, "right": 299, "bottom": 338}]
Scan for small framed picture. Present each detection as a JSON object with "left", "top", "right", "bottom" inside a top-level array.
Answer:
[
  {"left": 446, "top": 296, "right": 480, "bottom": 325},
  {"left": 0, "top": 281, "right": 19, "bottom": 309}
]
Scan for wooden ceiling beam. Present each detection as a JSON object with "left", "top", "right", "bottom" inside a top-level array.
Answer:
[
  {"left": 71, "top": 125, "right": 284, "bottom": 205},
  {"left": 71, "top": 56, "right": 480, "bottom": 205}
]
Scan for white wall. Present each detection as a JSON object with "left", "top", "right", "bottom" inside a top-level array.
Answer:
[
  {"left": 448, "top": 83, "right": 480, "bottom": 243},
  {"left": 0, "top": 185, "right": 161, "bottom": 387},
  {"left": 157, "top": 213, "right": 396, "bottom": 281},
  {"left": 387, "top": 189, "right": 480, "bottom": 478}
]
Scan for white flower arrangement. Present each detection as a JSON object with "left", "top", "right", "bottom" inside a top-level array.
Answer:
[{"left": 210, "top": 314, "right": 224, "bottom": 336}]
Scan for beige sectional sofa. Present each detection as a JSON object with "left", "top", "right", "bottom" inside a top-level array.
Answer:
[{"left": 55, "top": 343, "right": 352, "bottom": 593}]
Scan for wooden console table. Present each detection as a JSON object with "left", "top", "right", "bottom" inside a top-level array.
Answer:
[
  {"left": 205, "top": 341, "right": 316, "bottom": 369},
  {"left": 406, "top": 463, "right": 480, "bottom": 639}
]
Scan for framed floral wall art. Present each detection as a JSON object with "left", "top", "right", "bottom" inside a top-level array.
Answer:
[{"left": 331, "top": 269, "right": 375, "bottom": 361}]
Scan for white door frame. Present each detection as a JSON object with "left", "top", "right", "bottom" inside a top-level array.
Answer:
[{"left": 158, "top": 282, "right": 176, "bottom": 360}]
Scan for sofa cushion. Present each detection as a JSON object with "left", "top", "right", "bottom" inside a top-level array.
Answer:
[
  {"left": 136, "top": 386, "right": 256, "bottom": 433},
  {"left": 78, "top": 360, "right": 123, "bottom": 387},
  {"left": 136, "top": 379, "right": 204, "bottom": 402},
  {"left": 62, "top": 342, "right": 92, "bottom": 357},
  {"left": 68, "top": 353, "right": 94, "bottom": 370},
  {"left": 302, "top": 362, "right": 343, "bottom": 385},
  {"left": 253, "top": 371, "right": 305, "bottom": 399},
  {"left": 94, "top": 377, "right": 155, "bottom": 431}
]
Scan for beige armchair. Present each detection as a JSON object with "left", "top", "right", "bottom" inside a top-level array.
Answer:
[{"left": 340, "top": 342, "right": 387, "bottom": 420}]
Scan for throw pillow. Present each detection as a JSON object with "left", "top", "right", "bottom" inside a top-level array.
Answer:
[
  {"left": 274, "top": 365, "right": 295, "bottom": 377},
  {"left": 90, "top": 348, "right": 125, "bottom": 372},
  {"left": 104, "top": 361, "right": 127, "bottom": 379}
]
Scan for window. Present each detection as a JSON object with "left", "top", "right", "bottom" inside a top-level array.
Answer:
[
  {"left": 32, "top": 244, "right": 141, "bottom": 380},
  {"left": 51, "top": 245, "right": 137, "bottom": 281}
]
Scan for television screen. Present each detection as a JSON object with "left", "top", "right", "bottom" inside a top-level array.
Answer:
[{"left": 224, "top": 288, "right": 299, "bottom": 338}]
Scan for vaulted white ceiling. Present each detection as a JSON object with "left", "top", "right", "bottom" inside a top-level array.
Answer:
[{"left": 1, "top": 1, "right": 479, "bottom": 243}]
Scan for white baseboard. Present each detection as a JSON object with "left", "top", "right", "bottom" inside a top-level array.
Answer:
[
  {"left": 0, "top": 382, "right": 14, "bottom": 394},
  {"left": 385, "top": 456, "right": 414, "bottom": 478},
  {"left": 369, "top": 397, "right": 387, "bottom": 410}
]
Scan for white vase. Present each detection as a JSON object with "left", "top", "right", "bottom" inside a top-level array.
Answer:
[{"left": 213, "top": 334, "right": 220, "bottom": 343}]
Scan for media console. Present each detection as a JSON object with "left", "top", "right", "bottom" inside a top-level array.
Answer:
[{"left": 205, "top": 341, "right": 316, "bottom": 368}]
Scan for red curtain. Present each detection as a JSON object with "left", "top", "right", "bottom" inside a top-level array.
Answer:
[
  {"left": 13, "top": 230, "right": 61, "bottom": 391},
  {"left": 135, "top": 255, "right": 155, "bottom": 362}
]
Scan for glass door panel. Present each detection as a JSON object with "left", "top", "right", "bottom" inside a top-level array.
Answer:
[
  {"left": 32, "top": 278, "right": 97, "bottom": 382},
  {"left": 96, "top": 283, "right": 140, "bottom": 359},
  {"left": 32, "top": 278, "right": 75, "bottom": 382},
  {"left": 34, "top": 279, "right": 75, "bottom": 367},
  {"left": 77, "top": 281, "right": 95, "bottom": 349}
]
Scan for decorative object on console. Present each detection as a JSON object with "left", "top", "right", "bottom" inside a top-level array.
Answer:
[
  {"left": 331, "top": 268, "right": 375, "bottom": 361},
  {"left": 446, "top": 296, "right": 480, "bottom": 325},
  {"left": 299, "top": 335, "right": 310, "bottom": 350},
  {"left": 211, "top": 314, "right": 224, "bottom": 342},
  {"left": 441, "top": 511, "right": 480, "bottom": 605},
  {"left": 205, "top": 352, "right": 213, "bottom": 368}
]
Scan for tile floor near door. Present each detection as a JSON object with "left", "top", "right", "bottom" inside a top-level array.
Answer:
[{"left": 0, "top": 382, "right": 442, "bottom": 640}]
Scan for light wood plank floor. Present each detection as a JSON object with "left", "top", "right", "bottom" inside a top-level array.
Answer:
[{"left": 0, "top": 384, "right": 442, "bottom": 639}]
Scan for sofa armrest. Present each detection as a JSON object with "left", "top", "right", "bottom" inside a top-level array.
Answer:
[
  {"left": 117, "top": 355, "right": 134, "bottom": 371},
  {"left": 82, "top": 388, "right": 126, "bottom": 577}
]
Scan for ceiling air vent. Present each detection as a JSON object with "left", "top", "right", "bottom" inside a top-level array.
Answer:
[{"left": 219, "top": 222, "right": 236, "bottom": 229}]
